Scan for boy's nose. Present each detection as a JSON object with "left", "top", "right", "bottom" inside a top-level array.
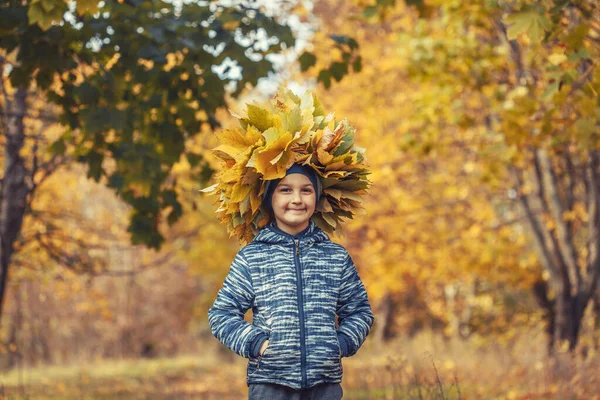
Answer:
[{"left": 291, "top": 191, "right": 302, "bottom": 203}]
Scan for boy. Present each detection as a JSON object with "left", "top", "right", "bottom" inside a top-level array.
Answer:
[{"left": 206, "top": 90, "right": 374, "bottom": 399}]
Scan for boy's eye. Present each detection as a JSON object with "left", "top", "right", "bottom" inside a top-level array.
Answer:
[{"left": 302, "top": 188, "right": 313, "bottom": 193}]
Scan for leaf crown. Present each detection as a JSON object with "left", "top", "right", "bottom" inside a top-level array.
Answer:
[{"left": 202, "top": 88, "right": 370, "bottom": 243}]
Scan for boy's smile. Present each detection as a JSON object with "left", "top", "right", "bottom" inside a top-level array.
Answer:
[{"left": 271, "top": 174, "right": 316, "bottom": 235}]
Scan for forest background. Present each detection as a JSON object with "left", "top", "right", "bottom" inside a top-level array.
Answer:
[{"left": 1, "top": 0, "right": 600, "bottom": 398}]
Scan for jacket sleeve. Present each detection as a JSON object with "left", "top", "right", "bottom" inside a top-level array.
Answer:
[
  {"left": 208, "top": 252, "right": 269, "bottom": 358},
  {"left": 336, "top": 253, "right": 374, "bottom": 357}
]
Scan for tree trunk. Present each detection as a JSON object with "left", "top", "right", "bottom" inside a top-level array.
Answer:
[
  {"left": 532, "top": 279, "right": 555, "bottom": 354},
  {"left": 554, "top": 286, "right": 574, "bottom": 348},
  {"left": 378, "top": 292, "right": 398, "bottom": 341},
  {"left": 0, "top": 87, "right": 28, "bottom": 324},
  {"left": 593, "top": 292, "right": 600, "bottom": 349},
  {"left": 553, "top": 284, "right": 587, "bottom": 352}
]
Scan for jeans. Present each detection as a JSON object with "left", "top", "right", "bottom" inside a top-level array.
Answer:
[{"left": 248, "top": 383, "right": 343, "bottom": 400}]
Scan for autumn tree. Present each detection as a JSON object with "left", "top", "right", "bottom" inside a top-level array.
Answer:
[
  {"left": 302, "top": 0, "right": 600, "bottom": 351},
  {"left": 0, "top": 0, "right": 295, "bottom": 321},
  {"left": 297, "top": 0, "right": 538, "bottom": 343}
]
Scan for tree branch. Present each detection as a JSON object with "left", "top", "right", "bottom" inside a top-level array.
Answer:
[
  {"left": 583, "top": 150, "right": 600, "bottom": 304},
  {"left": 529, "top": 151, "right": 573, "bottom": 290},
  {"left": 537, "top": 149, "right": 580, "bottom": 290},
  {"left": 96, "top": 250, "right": 178, "bottom": 277},
  {"left": 511, "top": 166, "right": 559, "bottom": 281}
]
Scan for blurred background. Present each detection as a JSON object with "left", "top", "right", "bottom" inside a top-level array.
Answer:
[{"left": 1, "top": 0, "right": 600, "bottom": 398}]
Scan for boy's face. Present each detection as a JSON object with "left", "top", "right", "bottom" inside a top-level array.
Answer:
[{"left": 271, "top": 173, "right": 316, "bottom": 235}]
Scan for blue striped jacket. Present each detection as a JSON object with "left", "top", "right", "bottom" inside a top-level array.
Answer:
[{"left": 208, "top": 221, "right": 374, "bottom": 389}]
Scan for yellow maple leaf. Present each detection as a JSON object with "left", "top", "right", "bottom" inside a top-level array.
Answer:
[
  {"left": 246, "top": 104, "right": 280, "bottom": 132},
  {"left": 252, "top": 128, "right": 296, "bottom": 180}
]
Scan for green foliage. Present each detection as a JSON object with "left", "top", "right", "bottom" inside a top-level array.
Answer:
[
  {"left": 27, "top": 0, "right": 67, "bottom": 31},
  {"left": 299, "top": 34, "right": 361, "bottom": 88},
  {"left": 503, "top": 7, "right": 551, "bottom": 43},
  {"left": 299, "top": 51, "right": 317, "bottom": 71},
  {"left": 0, "top": 0, "right": 294, "bottom": 249}
]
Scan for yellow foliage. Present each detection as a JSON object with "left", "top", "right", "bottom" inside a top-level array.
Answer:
[{"left": 297, "top": 0, "right": 540, "bottom": 338}]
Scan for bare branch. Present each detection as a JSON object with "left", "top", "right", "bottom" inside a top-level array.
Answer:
[
  {"left": 511, "top": 165, "right": 559, "bottom": 281},
  {"left": 96, "top": 251, "right": 178, "bottom": 277},
  {"left": 495, "top": 19, "right": 526, "bottom": 84},
  {"left": 537, "top": 150, "right": 580, "bottom": 289},
  {"left": 563, "top": 150, "right": 576, "bottom": 220},
  {"left": 529, "top": 151, "right": 573, "bottom": 289}
]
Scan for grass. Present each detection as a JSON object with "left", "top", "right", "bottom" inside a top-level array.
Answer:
[
  {"left": 0, "top": 332, "right": 599, "bottom": 399},
  {"left": 0, "top": 353, "right": 248, "bottom": 399}
]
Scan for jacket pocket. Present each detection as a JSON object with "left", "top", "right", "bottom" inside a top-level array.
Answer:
[{"left": 250, "top": 324, "right": 299, "bottom": 379}]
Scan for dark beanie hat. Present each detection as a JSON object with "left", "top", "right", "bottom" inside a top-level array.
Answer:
[{"left": 263, "top": 164, "right": 322, "bottom": 211}]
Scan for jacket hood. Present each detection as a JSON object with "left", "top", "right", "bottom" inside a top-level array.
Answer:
[{"left": 252, "top": 220, "right": 330, "bottom": 245}]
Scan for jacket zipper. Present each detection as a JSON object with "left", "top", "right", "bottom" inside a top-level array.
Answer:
[{"left": 294, "top": 238, "right": 308, "bottom": 387}]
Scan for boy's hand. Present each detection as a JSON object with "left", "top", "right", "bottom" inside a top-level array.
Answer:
[{"left": 259, "top": 340, "right": 269, "bottom": 356}]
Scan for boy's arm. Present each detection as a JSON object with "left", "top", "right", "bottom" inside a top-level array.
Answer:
[
  {"left": 208, "top": 252, "right": 269, "bottom": 359},
  {"left": 336, "top": 253, "right": 374, "bottom": 357}
]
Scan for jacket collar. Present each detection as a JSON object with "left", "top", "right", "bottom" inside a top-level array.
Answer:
[{"left": 253, "top": 220, "right": 330, "bottom": 245}]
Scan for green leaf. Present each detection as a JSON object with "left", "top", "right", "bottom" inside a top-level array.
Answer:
[
  {"left": 8, "top": 67, "right": 31, "bottom": 88},
  {"left": 35, "top": 68, "right": 54, "bottom": 90},
  {"left": 528, "top": 14, "right": 551, "bottom": 43},
  {"left": 129, "top": 211, "right": 164, "bottom": 250},
  {"left": 333, "top": 130, "right": 355, "bottom": 156},
  {"left": 362, "top": 6, "right": 378, "bottom": 19},
  {"left": 567, "top": 49, "right": 590, "bottom": 62},
  {"left": 330, "top": 62, "right": 348, "bottom": 82},
  {"left": 504, "top": 10, "right": 550, "bottom": 43},
  {"left": 27, "top": 1, "right": 64, "bottom": 30},
  {"left": 73, "top": 82, "right": 99, "bottom": 104},
  {"left": 299, "top": 51, "right": 317, "bottom": 71},
  {"left": 81, "top": 108, "right": 126, "bottom": 133},
  {"left": 346, "top": 37, "right": 358, "bottom": 50},
  {"left": 564, "top": 24, "right": 590, "bottom": 49},
  {"left": 85, "top": 151, "right": 104, "bottom": 182},
  {"left": 49, "top": 138, "right": 66, "bottom": 155},
  {"left": 352, "top": 56, "right": 362, "bottom": 73},
  {"left": 167, "top": 202, "right": 183, "bottom": 226},
  {"left": 318, "top": 70, "right": 332, "bottom": 89},
  {"left": 41, "top": 0, "right": 55, "bottom": 13},
  {"left": 0, "top": 6, "right": 27, "bottom": 35},
  {"left": 405, "top": 0, "right": 428, "bottom": 17},
  {"left": 186, "top": 152, "right": 204, "bottom": 167},
  {"left": 27, "top": 3, "right": 46, "bottom": 28},
  {"left": 504, "top": 12, "right": 533, "bottom": 40},
  {"left": 108, "top": 172, "right": 126, "bottom": 190}
]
